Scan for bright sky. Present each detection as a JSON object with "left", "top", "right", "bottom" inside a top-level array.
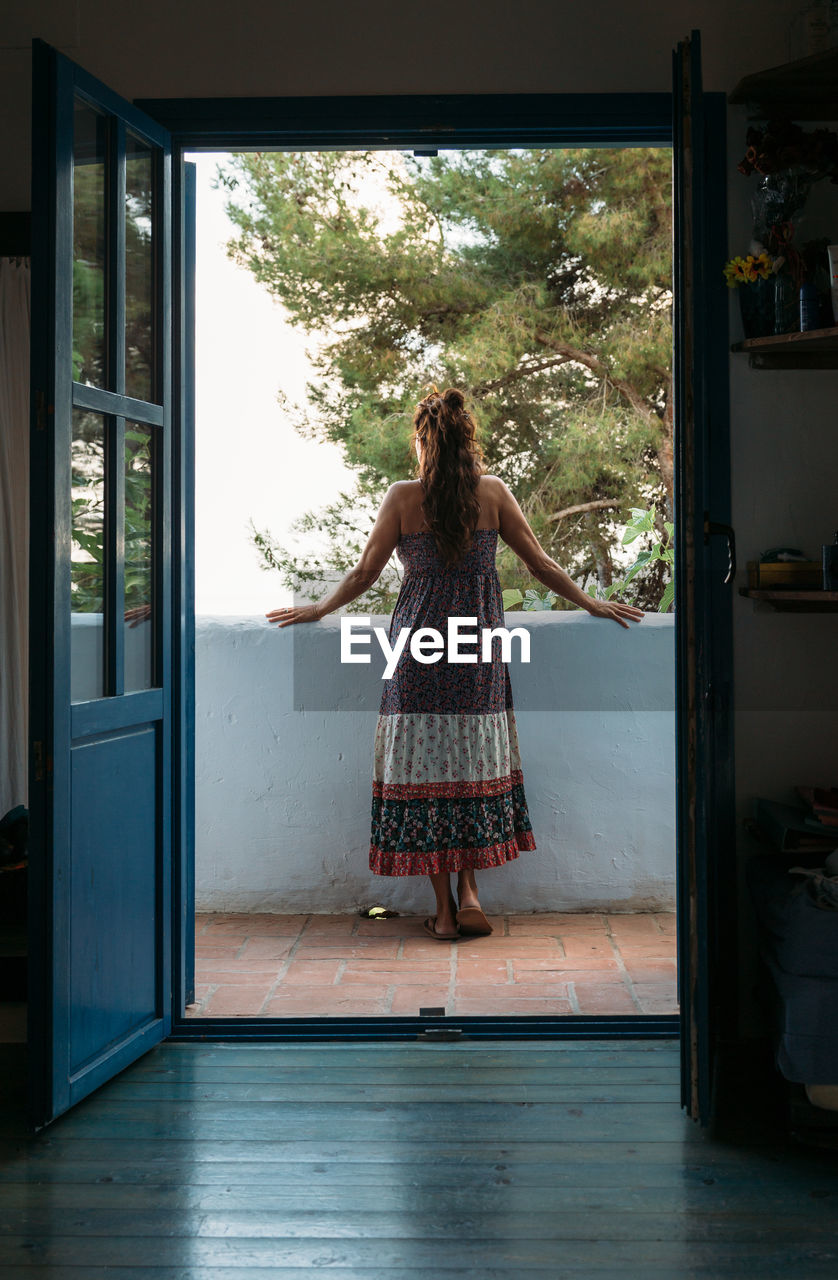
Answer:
[{"left": 188, "top": 151, "right": 359, "bottom": 615}]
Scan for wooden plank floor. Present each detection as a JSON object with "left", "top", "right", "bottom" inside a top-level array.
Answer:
[{"left": 2, "top": 1039, "right": 838, "bottom": 1276}]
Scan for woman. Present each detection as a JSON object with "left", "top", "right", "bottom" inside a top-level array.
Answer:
[{"left": 267, "top": 388, "right": 644, "bottom": 940}]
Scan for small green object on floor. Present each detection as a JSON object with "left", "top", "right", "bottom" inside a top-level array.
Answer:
[{"left": 358, "top": 904, "right": 400, "bottom": 919}]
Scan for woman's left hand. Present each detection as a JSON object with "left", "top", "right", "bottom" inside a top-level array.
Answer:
[
  {"left": 584, "top": 597, "right": 645, "bottom": 629},
  {"left": 266, "top": 603, "right": 322, "bottom": 627}
]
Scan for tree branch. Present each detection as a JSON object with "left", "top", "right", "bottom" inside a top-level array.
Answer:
[
  {"left": 546, "top": 498, "right": 622, "bottom": 523},
  {"left": 533, "top": 330, "right": 657, "bottom": 426},
  {"left": 472, "top": 356, "right": 575, "bottom": 396}
]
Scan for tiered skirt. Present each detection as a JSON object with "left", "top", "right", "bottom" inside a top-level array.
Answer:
[{"left": 370, "top": 709, "right": 536, "bottom": 875}]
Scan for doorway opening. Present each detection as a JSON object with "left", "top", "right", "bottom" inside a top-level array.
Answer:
[{"left": 182, "top": 144, "right": 680, "bottom": 1025}]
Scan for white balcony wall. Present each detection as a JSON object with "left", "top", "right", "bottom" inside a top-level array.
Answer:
[{"left": 194, "top": 612, "right": 676, "bottom": 914}]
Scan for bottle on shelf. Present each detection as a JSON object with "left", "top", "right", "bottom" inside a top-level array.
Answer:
[
  {"left": 823, "top": 530, "right": 838, "bottom": 591},
  {"left": 800, "top": 279, "right": 821, "bottom": 330}
]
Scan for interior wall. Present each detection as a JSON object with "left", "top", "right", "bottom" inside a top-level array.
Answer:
[
  {"left": 725, "top": 109, "right": 838, "bottom": 1036},
  {"left": 3, "top": 0, "right": 834, "bottom": 1044},
  {"left": 0, "top": 0, "right": 805, "bottom": 210}
]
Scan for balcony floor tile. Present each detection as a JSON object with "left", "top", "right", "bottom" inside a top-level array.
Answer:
[{"left": 185, "top": 911, "right": 679, "bottom": 1019}]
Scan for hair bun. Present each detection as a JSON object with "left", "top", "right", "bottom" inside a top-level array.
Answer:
[{"left": 441, "top": 388, "right": 465, "bottom": 411}]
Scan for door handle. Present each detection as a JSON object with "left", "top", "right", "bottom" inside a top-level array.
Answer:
[{"left": 703, "top": 514, "right": 736, "bottom": 584}]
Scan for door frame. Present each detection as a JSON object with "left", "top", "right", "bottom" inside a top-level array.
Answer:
[{"left": 133, "top": 89, "right": 730, "bottom": 1049}]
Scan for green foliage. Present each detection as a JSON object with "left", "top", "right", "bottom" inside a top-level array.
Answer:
[
  {"left": 71, "top": 417, "right": 153, "bottom": 615},
  {"left": 216, "top": 147, "right": 673, "bottom": 608},
  {"left": 502, "top": 504, "right": 674, "bottom": 612},
  {"left": 123, "top": 427, "right": 153, "bottom": 608},
  {"left": 69, "top": 156, "right": 156, "bottom": 616},
  {"left": 72, "top": 257, "right": 103, "bottom": 383},
  {"left": 72, "top": 156, "right": 154, "bottom": 392},
  {"left": 502, "top": 586, "right": 558, "bottom": 611},
  {"left": 586, "top": 504, "right": 674, "bottom": 612},
  {"left": 70, "top": 414, "right": 104, "bottom": 612},
  {"left": 248, "top": 486, "right": 403, "bottom": 615}
]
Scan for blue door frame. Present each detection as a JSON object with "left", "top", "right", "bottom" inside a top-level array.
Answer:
[
  {"left": 672, "top": 33, "right": 736, "bottom": 1125},
  {"left": 172, "top": 157, "right": 197, "bottom": 1012},
  {"left": 30, "top": 33, "right": 733, "bottom": 1128},
  {"left": 141, "top": 45, "right": 733, "bottom": 1111}
]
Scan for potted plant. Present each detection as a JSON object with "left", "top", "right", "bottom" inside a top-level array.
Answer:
[{"left": 723, "top": 250, "right": 777, "bottom": 338}]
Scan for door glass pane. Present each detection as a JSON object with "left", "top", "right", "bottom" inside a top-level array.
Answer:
[
  {"left": 71, "top": 408, "right": 105, "bottom": 701},
  {"left": 125, "top": 133, "right": 155, "bottom": 403},
  {"left": 124, "top": 422, "right": 155, "bottom": 690},
  {"left": 72, "top": 101, "right": 107, "bottom": 388}
]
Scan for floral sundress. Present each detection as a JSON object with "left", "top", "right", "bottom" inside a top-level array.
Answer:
[{"left": 369, "top": 528, "right": 536, "bottom": 876}]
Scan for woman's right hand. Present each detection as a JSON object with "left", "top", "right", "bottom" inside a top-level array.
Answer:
[{"left": 584, "top": 597, "right": 645, "bottom": 629}]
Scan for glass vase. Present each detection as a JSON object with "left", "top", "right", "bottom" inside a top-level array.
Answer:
[
  {"left": 772, "top": 272, "right": 798, "bottom": 335},
  {"left": 750, "top": 168, "right": 815, "bottom": 246},
  {"left": 738, "top": 276, "right": 775, "bottom": 339}
]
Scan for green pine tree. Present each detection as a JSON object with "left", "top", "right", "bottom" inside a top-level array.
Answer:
[{"left": 217, "top": 147, "right": 673, "bottom": 612}]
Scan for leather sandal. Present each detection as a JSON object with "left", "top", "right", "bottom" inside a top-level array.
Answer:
[
  {"left": 455, "top": 905, "right": 493, "bottom": 936},
  {"left": 422, "top": 916, "right": 461, "bottom": 941}
]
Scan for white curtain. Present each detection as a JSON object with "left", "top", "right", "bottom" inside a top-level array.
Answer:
[{"left": 0, "top": 256, "right": 31, "bottom": 818}]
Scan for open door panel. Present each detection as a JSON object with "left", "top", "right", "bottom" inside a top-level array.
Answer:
[
  {"left": 672, "top": 29, "right": 736, "bottom": 1126},
  {"left": 28, "top": 38, "right": 175, "bottom": 1128}
]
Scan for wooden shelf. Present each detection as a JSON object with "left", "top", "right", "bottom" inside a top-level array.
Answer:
[
  {"left": 731, "top": 326, "right": 838, "bottom": 369},
  {"left": 732, "top": 325, "right": 838, "bottom": 350},
  {"left": 728, "top": 46, "right": 838, "bottom": 119},
  {"left": 739, "top": 588, "right": 838, "bottom": 611}
]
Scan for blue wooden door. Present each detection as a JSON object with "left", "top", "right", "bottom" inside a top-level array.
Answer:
[
  {"left": 28, "top": 39, "right": 174, "bottom": 1128},
  {"left": 672, "top": 31, "right": 735, "bottom": 1126}
]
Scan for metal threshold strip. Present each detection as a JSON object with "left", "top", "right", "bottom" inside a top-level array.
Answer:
[{"left": 168, "top": 1013, "right": 680, "bottom": 1042}]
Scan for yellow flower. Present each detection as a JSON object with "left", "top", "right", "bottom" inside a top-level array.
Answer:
[
  {"left": 752, "top": 252, "right": 772, "bottom": 279},
  {"left": 723, "top": 253, "right": 773, "bottom": 287},
  {"left": 723, "top": 256, "right": 750, "bottom": 287}
]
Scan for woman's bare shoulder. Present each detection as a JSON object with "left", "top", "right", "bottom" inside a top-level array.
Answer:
[
  {"left": 394, "top": 474, "right": 508, "bottom": 503},
  {"left": 395, "top": 475, "right": 503, "bottom": 490},
  {"left": 479, "top": 474, "right": 511, "bottom": 499},
  {"left": 391, "top": 478, "right": 423, "bottom": 505}
]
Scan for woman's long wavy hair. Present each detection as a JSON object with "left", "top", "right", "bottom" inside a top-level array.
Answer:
[{"left": 410, "top": 386, "right": 486, "bottom": 566}]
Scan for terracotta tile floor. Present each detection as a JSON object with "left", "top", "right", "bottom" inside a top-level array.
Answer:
[{"left": 187, "top": 911, "right": 678, "bottom": 1018}]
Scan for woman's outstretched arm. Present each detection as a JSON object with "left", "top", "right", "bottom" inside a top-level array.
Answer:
[
  {"left": 266, "top": 483, "right": 403, "bottom": 628},
  {"left": 496, "top": 479, "right": 645, "bottom": 630}
]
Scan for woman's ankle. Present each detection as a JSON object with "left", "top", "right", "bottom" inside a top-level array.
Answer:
[{"left": 456, "top": 874, "right": 480, "bottom": 910}]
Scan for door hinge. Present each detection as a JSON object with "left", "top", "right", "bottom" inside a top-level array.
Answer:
[{"left": 33, "top": 740, "right": 44, "bottom": 782}]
